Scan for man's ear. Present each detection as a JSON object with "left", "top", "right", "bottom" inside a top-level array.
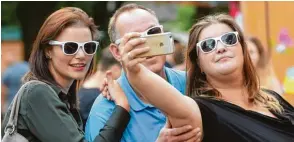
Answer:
[{"left": 109, "top": 43, "right": 122, "bottom": 61}]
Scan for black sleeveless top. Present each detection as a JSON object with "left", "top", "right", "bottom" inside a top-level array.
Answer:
[{"left": 194, "top": 89, "right": 294, "bottom": 142}]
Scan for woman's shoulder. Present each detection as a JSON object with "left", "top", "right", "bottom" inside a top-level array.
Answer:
[{"left": 21, "top": 80, "right": 58, "bottom": 102}]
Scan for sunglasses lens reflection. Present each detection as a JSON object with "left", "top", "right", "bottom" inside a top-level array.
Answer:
[{"left": 64, "top": 42, "right": 79, "bottom": 54}]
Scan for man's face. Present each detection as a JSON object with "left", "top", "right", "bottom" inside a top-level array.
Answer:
[{"left": 115, "top": 9, "right": 166, "bottom": 74}]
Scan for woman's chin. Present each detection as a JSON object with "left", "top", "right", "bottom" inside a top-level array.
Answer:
[
  {"left": 215, "top": 66, "right": 238, "bottom": 75},
  {"left": 69, "top": 73, "right": 87, "bottom": 80}
]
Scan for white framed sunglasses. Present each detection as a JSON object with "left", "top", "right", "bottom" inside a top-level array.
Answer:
[
  {"left": 114, "top": 25, "right": 163, "bottom": 45},
  {"left": 49, "top": 40, "right": 99, "bottom": 55},
  {"left": 196, "top": 31, "right": 239, "bottom": 54}
]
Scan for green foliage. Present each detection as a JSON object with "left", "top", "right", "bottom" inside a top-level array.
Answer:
[
  {"left": 1, "top": 1, "right": 20, "bottom": 26},
  {"left": 164, "top": 4, "right": 197, "bottom": 32},
  {"left": 55, "top": 1, "right": 96, "bottom": 17}
]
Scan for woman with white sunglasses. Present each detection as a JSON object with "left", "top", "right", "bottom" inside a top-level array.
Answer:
[
  {"left": 1, "top": 7, "right": 130, "bottom": 142},
  {"left": 104, "top": 13, "right": 294, "bottom": 141}
]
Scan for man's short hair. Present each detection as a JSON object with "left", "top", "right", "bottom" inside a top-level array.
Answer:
[
  {"left": 98, "top": 48, "right": 121, "bottom": 72},
  {"left": 108, "top": 3, "right": 157, "bottom": 43}
]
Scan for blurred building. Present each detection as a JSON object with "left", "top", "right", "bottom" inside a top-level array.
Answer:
[{"left": 240, "top": 1, "right": 294, "bottom": 104}]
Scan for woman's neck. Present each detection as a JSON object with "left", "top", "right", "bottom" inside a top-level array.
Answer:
[
  {"left": 207, "top": 73, "right": 243, "bottom": 89},
  {"left": 206, "top": 72, "right": 253, "bottom": 107},
  {"left": 55, "top": 77, "right": 73, "bottom": 94}
]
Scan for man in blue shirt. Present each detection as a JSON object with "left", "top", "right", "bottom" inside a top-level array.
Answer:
[{"left": 86, "top": 4, "right": 190, "bottom": 141}]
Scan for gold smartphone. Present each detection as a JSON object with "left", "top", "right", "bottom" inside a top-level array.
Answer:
[{"left": 136, "top": 32, "right": 175, "bottom": 58}]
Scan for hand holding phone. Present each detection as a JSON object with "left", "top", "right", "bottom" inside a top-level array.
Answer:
[{"left": 136, "top": 32, "right": 175, "bottom": 58}]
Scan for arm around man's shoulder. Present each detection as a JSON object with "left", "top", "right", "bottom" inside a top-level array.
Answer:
[{"left": 85, "top": 94, "right": 116, "bottom": 142}]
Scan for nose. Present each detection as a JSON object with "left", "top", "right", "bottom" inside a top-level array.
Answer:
[
  {"left": 75, "top": 46, "right": 86, "bottom": 58},
  {"left": 216, "top": 40, "right": 227, "bottom": 54}
]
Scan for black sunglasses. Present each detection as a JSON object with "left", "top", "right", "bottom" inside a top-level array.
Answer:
[
  {"left": 49, "top": 40, "right": 99, "bottom": 55},
  {"left": 196, "top": 32, "right": 239, "bottom": 54}
]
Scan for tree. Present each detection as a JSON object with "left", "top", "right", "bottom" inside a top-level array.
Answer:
[
  {"left": 16, "top": 1, "right": 58, "bottom": 61},
  {"left": 92, "top": 1, "right": 124, "bottom": 49}
]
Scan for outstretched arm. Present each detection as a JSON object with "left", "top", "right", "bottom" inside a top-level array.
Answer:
[
  {"left": 128, "top": 64, "right": 201, "bottom": 128},
  {"left": 103, "top": 71, "right": 202, "bottom": 142},
  {"left": 118, "top": 32, "right": 202, "bottom": 130}
]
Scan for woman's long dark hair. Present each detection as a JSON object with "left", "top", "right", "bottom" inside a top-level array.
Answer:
[{"left": 23, "top": 7, "right": 98, "bottom": 110}]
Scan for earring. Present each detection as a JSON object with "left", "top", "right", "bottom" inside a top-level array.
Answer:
[
  {"left": 201, "top": 71, "right": 205, "bottom": 76},
  {"left": 46, "top": 55, "right": 51, "bottom": 59}
]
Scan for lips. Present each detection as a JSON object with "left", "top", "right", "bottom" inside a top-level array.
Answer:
[
  {"left": 216, "top": 56, "right": 232, "bottom": 62},
  {"left": 69, "top": 63, "right": 86, "bottom": 71}
]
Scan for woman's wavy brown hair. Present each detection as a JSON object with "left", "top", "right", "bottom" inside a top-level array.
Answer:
[
  {"left": 23, "top": 7, "right": 98, "bottom": 110},
  {"left": 186, "top": 13, "right": 283, "bottom": 113}
]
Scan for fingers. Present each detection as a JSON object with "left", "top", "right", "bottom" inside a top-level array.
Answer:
[
  {"left": 126, "top": 57, "right": 146, "bottom": 68},
  {"left": 170, "top": 125, "right": 193, "bottom": 136},
  {"left": 101, "top": 75, "right": 113, "bottom": 101},
  {"left": 102, "top": 86, "right": 109, "bottom": 99},
  {"left": 121, "top": 42, "right": 149, "bottom": 62},
  {"left": 123, "top": 38, "right": 147, "bottom": 55},
  {"left": 118, "top": 32, "right": 149, "bottom": 74},
  {"left": 174, "top": 127, "right": 201, "bottom": 142},
  {"left": 100, "top": 78, "right": 107, "bottom": 91},
  {"left": 105, "top": 71, "right": 116, "bottom": 101},
  {"left": 157, "top": 126, "right": 201, "bottom": 142},
  {"left": 196, "top": 129, "right": 202, "bottom": 142},
  {"left": 106, "top": 71, "right": 114, "bottom": 85},
  {"left": 120, "top": 32, "right": 142, "bottom": 52},
  {"left": 128, "top": 46, "right": 150, "bottom": 59}
]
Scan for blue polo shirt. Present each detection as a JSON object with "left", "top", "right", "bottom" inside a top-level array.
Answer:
[{"left": 85, "top": 67, "right": 186, "bottom": 142}]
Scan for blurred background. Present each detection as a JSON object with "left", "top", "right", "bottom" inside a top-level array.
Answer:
[{"left": 1, "top": 1, "right": 294, "bottom": 114}]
